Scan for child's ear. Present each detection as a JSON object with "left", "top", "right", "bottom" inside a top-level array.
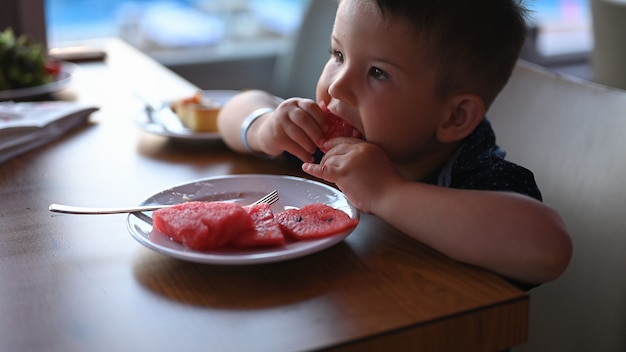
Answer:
[{"left": 437, "top": 94, "right": 485, "bottom": 143}]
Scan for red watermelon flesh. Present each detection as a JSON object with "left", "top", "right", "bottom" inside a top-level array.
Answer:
[
  {"left": 320, "top": 103, "right": 362, "bottom": 152},
  {"left": 275, "top": 203, "right": 358, "bottom": 240},
  {"left": 229, "top": 203, "right": 286, "bottom": 248},
  {"left": 153, "top": 201, "right": 255, "bottom": 251}
]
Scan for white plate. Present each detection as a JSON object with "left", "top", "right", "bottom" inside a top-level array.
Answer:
[
  {"left": 135, "top": 90, "right": 239, "bottom": 142},
  {"left": 126, "top": 174, "right": 359, "bottom": 264},
  {"left": 0, "top": 61, "right": 76, "bottom": 101}
]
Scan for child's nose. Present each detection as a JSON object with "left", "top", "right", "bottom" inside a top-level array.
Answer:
[{"left": 328, "top": 67, "right": 357, "bottom": 105}]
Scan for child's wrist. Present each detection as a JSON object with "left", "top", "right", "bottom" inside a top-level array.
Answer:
[{"left": 240, "top": 107, "right": 274, "bottom": 153}]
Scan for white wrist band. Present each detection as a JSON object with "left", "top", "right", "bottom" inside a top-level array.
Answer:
[{"left": 240, "top": 107, "right": 274, "bottom": 153}]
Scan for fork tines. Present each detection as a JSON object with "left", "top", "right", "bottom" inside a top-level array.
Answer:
[{"left": 252, "top": 189, "right": 279, "bottom": 205}]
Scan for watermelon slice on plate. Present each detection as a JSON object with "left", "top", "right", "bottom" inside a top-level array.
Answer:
[
  {"left": 229, "top": 203, "right": 286, "bottom": 248},
  {"left": 153, "top": 201, "right": 255, "bottom": 251},
  {"left": 275, "top": 203, "right": 359, "bottom": 241}
]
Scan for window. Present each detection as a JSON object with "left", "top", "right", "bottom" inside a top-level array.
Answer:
[
  {"left": 525, "top": 0, "right": 591, "bottom": 65},
  {"left": 45, "top": 0, "right": 309, "bottom": 66}
]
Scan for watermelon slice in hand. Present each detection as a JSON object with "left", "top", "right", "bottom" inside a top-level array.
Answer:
[
  {"left": 153, "top": 201, "right": 255, "bottom": 251},
  {"left": 320, "top": 102, "right": 362, "bottom": 152},
  {"left": 275, "top": 203, "right": 358, "bottom": 240}
]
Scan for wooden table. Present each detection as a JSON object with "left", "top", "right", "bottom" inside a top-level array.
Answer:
[{"left": 0, "top": 38, "right": 528, "bottom": 352}]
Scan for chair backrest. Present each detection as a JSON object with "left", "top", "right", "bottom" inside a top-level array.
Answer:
[
  {"left": 488, "top": 60, "right": 626, "bottom": 352},
  {"left": 590, "top": 0, "right": 626, "bottom": 89},
  {"left": 271, "top": 0, "right": 337, "bottom": 99}
]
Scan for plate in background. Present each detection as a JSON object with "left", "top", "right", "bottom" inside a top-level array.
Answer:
[
  {"left": 135, "top": 89, "right": 239, "bottom": 142},
  {"left": 0, "top": 61, "right": 76, "bottom": 101}
]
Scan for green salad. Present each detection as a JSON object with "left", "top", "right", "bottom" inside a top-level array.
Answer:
[{"left": 0, "top": 27, "right": 54, "bottom": 91}]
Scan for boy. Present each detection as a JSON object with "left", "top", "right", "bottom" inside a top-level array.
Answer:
[{"left": 218, "top": 0, "right": 572, "bottom": 290}]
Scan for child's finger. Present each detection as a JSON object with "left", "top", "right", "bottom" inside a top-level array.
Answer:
[{"left": 320, "top": 136, "right": 363, "bottom": 152}]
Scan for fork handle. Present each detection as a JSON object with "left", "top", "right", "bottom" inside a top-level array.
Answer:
[
  {"left": 49, "top": 189, "right": 279, "bottom": 215},
  {"left": 48, "top": 204, "right": 170, "bottom": 214}
]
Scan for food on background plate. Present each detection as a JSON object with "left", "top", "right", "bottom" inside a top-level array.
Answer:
[
  {"left": 153, "top": 201, "right": 358, "bottom": 251},
  {"left": 170, "top": 91, "right": 221, "bottom": 132},
  {"left": 0, "top": 27, "right": 60, "bottom": 91}
]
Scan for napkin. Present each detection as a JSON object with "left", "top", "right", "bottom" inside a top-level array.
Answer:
[{"left": 0, "top": 101, "right": 98, "bottom": 164}]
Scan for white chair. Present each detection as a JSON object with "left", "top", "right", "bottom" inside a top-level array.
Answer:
[
  {"left": 271, "top": 0, "right": 337, "bottom": 99},
  {"left": 590, "top": 0, "right": 626, "bottom": 90},
  {"left": 488, "top": 60, "right": 626, "bottom": 352}
]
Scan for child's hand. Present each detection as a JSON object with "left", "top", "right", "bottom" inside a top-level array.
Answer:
[
  {"left": 252, "top": 98, "right": 328, "bottom": 162},
  {"left": 302, "top": 138, "right": 402, "bottom": 213}
]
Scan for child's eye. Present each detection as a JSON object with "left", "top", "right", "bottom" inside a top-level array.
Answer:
[
  {"left": 329, "top": 49, "right": 344, "bottom": 63},
  {"left": 369, "top": 67, "right": 389, "bottom": 80}
]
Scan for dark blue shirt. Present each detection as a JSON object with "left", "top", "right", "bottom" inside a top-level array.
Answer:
[{"left": 427, "top": 117, "right": 542, "bottom": 202}]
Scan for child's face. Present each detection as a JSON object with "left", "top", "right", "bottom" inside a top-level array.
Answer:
[{"left": 316, "top": 0, "right": 452, "bottom": 164}]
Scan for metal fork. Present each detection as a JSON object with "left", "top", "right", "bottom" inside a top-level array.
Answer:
[
  {"left": 49, "top": 189, "right": 279, "bottom": 215},
  {"left": 250, "top": 189, "right": 279, "bottom": 206}
]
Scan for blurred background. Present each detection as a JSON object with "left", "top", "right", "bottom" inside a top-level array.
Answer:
[
  {"left": 47, "top": 0, "right": 307, "bottom": 63},
  {"left": 45, "top": 0, "right": 312, "bottom": 95},
  {"left": 44, "top": 0, "right": 594, "bottom": 93},
  {"left": 2, "top": 0, "right": 600, "bottom": 94}
]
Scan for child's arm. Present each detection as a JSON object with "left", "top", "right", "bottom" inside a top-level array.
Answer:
[
  {"left": 217, "top": 90, "right": 282, "bottom": 154},
  {"left": 303, "top": 139, "right": 572, "bottom": 286},
  {"left": 218, "top": 90, "right": 328, "bottom": 162},
  {"left": 377, "top": 181, "right": 571, "bottom": 285}
]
